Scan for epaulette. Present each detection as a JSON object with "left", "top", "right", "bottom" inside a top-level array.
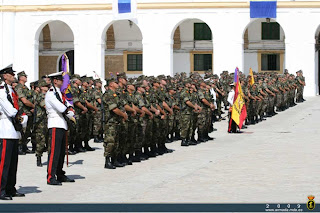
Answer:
[{"left": 49, "top": 88, "right": 53, "bottom": 91}]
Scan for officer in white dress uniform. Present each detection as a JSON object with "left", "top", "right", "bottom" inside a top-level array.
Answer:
[
  {"left": 227, "top": 83, "right": 237, "bottom": 133},
  {"left": 45, "top": 71, "right": 75, "bottom": 185},
  {"left": 0, "top": 65, "right": 28, "bottom": 200}
]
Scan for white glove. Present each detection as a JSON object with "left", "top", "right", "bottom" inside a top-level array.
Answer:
[
  {"left": 21, "top": 115, "right": 28, "bottom": 128},
  {"left": 66, "top": 111, "right": 76, "bottom": 123},
  {"left": 66, "top": 111, "right": 75, "bottom": 120}
]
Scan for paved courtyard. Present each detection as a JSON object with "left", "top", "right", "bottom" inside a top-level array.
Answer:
[{"left": 2, "top": 97, "right": 319, "bottom": 203}]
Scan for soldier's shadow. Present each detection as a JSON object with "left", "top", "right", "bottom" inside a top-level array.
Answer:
[
  {"left": 17, "top": 186, "right": 42, "bottom": 194},
  {"left": 67, "top": 175, "right": 85, "bottom": 180},
  {"left": 43, "top": 160, "right": 83, "bottom": 166}
]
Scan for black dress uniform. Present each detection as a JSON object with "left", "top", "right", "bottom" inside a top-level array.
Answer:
[
  {"left": 45, "top": 72, "right": 75, "bottom": 185},
  {"left": 0, "top": 65, "right": 27, "bottom": 200}
]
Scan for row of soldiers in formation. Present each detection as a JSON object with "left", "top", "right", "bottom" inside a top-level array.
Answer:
[{"left": 8, "top": 69, "right": 305, "bottom": 169}]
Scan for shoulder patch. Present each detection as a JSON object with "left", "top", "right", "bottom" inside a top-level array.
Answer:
[
  {"left": 113, "top": 93, "right": 117, "bottom": 97},
  {"left": 49, "top": 89, "right": 53, "bottom": 91}
]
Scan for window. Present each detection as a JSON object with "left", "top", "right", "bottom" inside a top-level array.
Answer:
[
  {"left": 261, "top": 54, "right": 280, "bottom": 71},
  {"left": 194, "top": 23, "right": 212, "bottom": 40},
  {"left": 127, "top": 54, "right": 142, "bottom": 71},
  {"left": 194, "top": 54, "right": 212, "bottom": 71},
  {"left": 262, "top": 22, "right": 280, "bottom": 40}
]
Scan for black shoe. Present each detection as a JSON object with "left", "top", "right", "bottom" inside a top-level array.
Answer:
[
  {"left": 157, "top": 146, "right": 165, "bottom": 155},
  {"left": 7, "top": 192, "right": 25, "bottom": 197},
  {"left": 189, "top": 140, "right": 197, "bottom": 146},
  {"left": 94, "top": 137, "right": 101, "bottom": 143},
  {"left": 113, "top": 157, "right": 125, "bottom": 167},
  {"left": 129, "top": 154, "right": 141, "bottom": 163},
  {"left": 84, "top": 141, "right": 95, "bottom": 151},
  {"left": 67, "top": 150, "right": 76, "bottom": 155},
  {"left": 181, "top": 139, "right": 189, "bottom": 147},
  {"left": 207, "top": 135, "right": 214, "bottom": 140},
  {"left": 0, "top": 195, "right": 12, "bottom": 200},
  {"left": 57, "top": 175, "right": 75, "bottom": 183},
  {"left": 47, "top": 180, "right": 62, "bottom": 186},
  {"left": 74, "top": 146, "right": 86, "bottom": 153},
  {"left": 18, "top": 145, "right": 26, "bottom": 155},
  {"left": 36, "top": 156, "right": 42, "bottom": 167},
  {"left": 122, "top": 155, "right": 132, "bottom": 165},
  {"left": 24, "top": 145, "right": 34, "bottom": 154},
  {"left": 104, "top": 157, "right": 116, "bottom": 169}
]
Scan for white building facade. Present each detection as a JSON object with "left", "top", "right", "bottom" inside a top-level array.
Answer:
[{"left": 1, "top": 0, "right": 320, "bottom": 96}]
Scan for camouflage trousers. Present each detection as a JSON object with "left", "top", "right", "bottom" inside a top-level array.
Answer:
[
  {"left": 167, "top": 115, "right": 174, "bottom": 136},
  {"left": 34, "top": 121, "right": 48, "bottom": 157},
  {"left": 93, "top": 110, "right": 102, "bottom": 137},
  {"left": 268, "top": 95, "right": 276, "bottom": 113},
  {"left": 197, "top": 110, "right": 207, "bottom": 136},
  {"left": 136, "top": 118, "right": 147, "bottom": 150},
  {"left": 77, "top": 113, "right": 89, "bottom": 143},
  {"left": 88, "top": 112, "right": 93, "bottom": 138},
  {"left": 67, "top": 119, "right": 76, "bottom": 148},
  {"left": 153, "top": 117, "right": 166, "bottom": 146},
  {"left": 119, "top": 120, "right": 129, "bottom": 155},
  {"left": 103, "top": 122, "right": 119, "bottom": 158},
  {"left": 145, "top": 119, "right": 153, "bottom": 147},
  {"left": 256, "top": 100, "right": 263, "bottom": 116},
  {"left": 296, "top": 87, "right": 303, "bottom": 102},
  {"left": 276, "top": 93, "right": 283, "bottom": 108},
  {"left": 180, "top": 113, "right": 192, "bottom": 139},
  {"left": 127, "top": 120, "right": 137, "bottom": 154},
  {"left": 260, "top": 97, "right": 268, "bottom": 116}
]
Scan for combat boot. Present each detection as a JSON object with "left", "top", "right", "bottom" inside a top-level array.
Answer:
[
  {"left": 129, "top": 153, "right": 141, "bottom": 163},
  {"left": 24, "top": 145, "right": 33, "bottom": 154},
  {"left": 113, "top": 156, "right": 125, "bottom": 167},
  {"left": 190, "top": 134, "right": 197, "bottom": 144},
  {"left": 162, "top": 144, "right": 173, "bottom": 153},
  {"left": 36, "top": 156, "right": 42, "bottom": 167},
  {"left": 157, "top": 144, "right": 165, "bottom": 155},
  {"left": 104, "top": 157, "right": 116, "bottom": 169},
  {"left": 94, "top": 137, "right": 100, "bottom": 143},
  {"left": 206, "top": 132, "right": 214, "bottom": 140},
  {"left": 144, "top": 146, "right": 156, "bottom": 158},
  {"left": 150, "top": 145, "right": 159, "bottom": 157},
  {"left": 136, "top": 149, "right": 147, "bottom": 161},
  {"left": 181, "top": 139, "right": 189, "bottom": 146},
  {"left": 18, "top": 145, "right": 26, "bottom": 155},
  {"left": 84, "top": 141, "right": 95, "bottom": 151},
  {"left": 197, "top": 133, "right": 206, "bottom": 143},
  {"left": 122, "top": 154, "right": 132, "bottom": 165}
]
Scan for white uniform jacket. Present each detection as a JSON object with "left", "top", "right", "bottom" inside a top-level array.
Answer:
[
  {"left": 227, "top": 89, "right": 235, "bottom": 107},
  {"left": 45, "top": 86, "right": 72, "bottom": 130},
  {"left": 0, "top": 82, "right": 21, "bottom": 139}
]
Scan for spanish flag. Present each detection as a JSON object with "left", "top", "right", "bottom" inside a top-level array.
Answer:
[
  {"left": 231, "top": 68, "right": 247, "bottom": 129},
  {"left": 249, "top": 68, "right": 254, "bottom": 86}
]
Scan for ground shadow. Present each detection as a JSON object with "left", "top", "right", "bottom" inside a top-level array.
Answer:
[
  {"left": 67, "top": 175, "right": 85, "bottom": 180},
  {"left": 17, "top": 186, "right": 42, "bottom": 194}
]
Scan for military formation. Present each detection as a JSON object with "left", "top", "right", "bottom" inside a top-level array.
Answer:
[{"left": 2, "top": 69, "right": 306, "bottom": 169}]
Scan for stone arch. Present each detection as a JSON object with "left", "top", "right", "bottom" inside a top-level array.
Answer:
[
  {"left": 36, "top": 20, "right": 74, "bottom": 78},
  {"left": 171, "top": 18, "right": 213, "bottom": 75},
  {"left": 101, "top": 19, "right": 143, "bottom": 78},
  {"left": 243, "top": 18, "right": 286, "bottom": 75}
]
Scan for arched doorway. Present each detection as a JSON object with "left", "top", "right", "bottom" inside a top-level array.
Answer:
[
  {"left": 103, "top": 20, "right": 143, "bottom": 78},
  {"left": 243, "top": 18, "right": 285, "bottom": 75},
  {"left": 58, "top": 50, "right": 74, "bottom": 74},
  {"left": 172, "top": 18, "right": 213, "bottom": 75},
  {"left": 38, "top": 21, "right": 74, "bottom": 78}
]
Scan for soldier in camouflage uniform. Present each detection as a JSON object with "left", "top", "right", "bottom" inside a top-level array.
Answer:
[
  {"left": 103, "top": 77, "right": 128, "bottom": 169},
  {"left": 92, "top": 79, "right": 104, "bottom": 143},
  {"left": 79, "top": 76, "right": 97, "bottom": 151},
  {"left": 15, "top": 71, "right": 35, "bottom": 155},
  {"left": 296, "top": 70, "right": 305, "bottom": 103},
  {"left": 197, "top": 81, "right": 215, "bottom": 142},
  {"left": 69, "top": 74, "right": 87, "bottom": 153},
  {"left": 34, "top": 79, "right": 50, "bottom": 167},
  {"left": 180, "top": 79, "right": 199, "bottom": 146}
]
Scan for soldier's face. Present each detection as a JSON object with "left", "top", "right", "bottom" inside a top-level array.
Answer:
[
  {"left": 161, "top": 79, "right": 167, "bottom": 85},
  {"left": 20, "top": 76, "right": 27, "bottom": 83},
  {"left": 41, "top": 86, "right": 48, "bottom": 93},
  {"left": 45, "top": 78, "right": 51, "bottom": 84},
  {"left": 4, "top": 73, "right": 15, "bottom": 83}
]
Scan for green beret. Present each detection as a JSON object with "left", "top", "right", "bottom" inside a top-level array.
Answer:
[{"left": 105, "top": 77, "right": 117, "bottom": 86}]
